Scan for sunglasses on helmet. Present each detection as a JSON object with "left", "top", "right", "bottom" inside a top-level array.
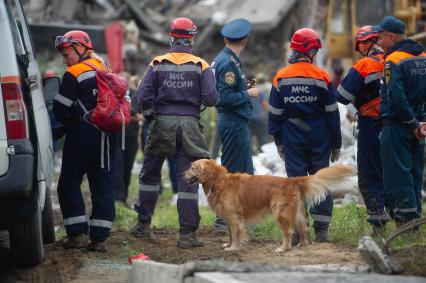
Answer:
[{"left": 54, "top": 36, "right": 80, "bottom": 49}]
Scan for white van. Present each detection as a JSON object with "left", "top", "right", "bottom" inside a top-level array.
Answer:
[{"left": 0, "top": 0, "right": 56, "bottom": 267}]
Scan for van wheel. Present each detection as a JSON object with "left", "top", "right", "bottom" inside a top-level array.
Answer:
[
  {"left": 9, "top": 201, "right": 44, "bottom": 267},
  {"left": 42, "top": 187, "right": 55, "bottom": 244}
]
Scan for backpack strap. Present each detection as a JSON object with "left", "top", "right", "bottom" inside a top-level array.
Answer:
[{"left": 81, "top": 60, "right": 101, "bottom": 71}]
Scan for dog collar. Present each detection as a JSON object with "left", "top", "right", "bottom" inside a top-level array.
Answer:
[{"left": 206, "top": 189, "right": 212, "bottom": 198}]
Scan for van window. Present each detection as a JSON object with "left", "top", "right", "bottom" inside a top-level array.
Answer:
[{"left": 5, "top": 0, "right": 26, "bottom": 56}]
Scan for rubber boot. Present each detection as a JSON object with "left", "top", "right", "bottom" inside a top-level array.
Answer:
[
  {"left": 87, "top": 241, "right": 107, "bottom": 252},
  {"left": 314, "top": 230, "right": 330, "bottom": 243},
  {"left": 131, "top": 221, "right": 151, "bottom": 239},
  {"left": 62, "top": 234, "right": 87, "bottom": 249},
  {"left": 176, "top": 232, "right": 204, "bottom": 249},
  {"left": 213, "top": 217, "right": 228, "bottom": 232}
]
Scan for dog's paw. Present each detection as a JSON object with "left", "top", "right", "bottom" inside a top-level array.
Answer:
[
  {"left": 275, "top": 246, "right": 289, "bottom": 253},
  {"left": 222, "top": 242, "right": 231, "bottom": 248},
  {"left": 225, "top": 245, "right": 240, "bottom": 251}
]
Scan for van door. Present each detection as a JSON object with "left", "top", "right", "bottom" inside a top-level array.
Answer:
[
  {"left": 10, "top": 0, "right": 53, "bottom": 192},
  {"left": 0, "top": 0, "right": 24, "bottom": 176}
]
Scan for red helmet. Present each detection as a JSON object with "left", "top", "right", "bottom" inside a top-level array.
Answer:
[
  {"left": 169, "top": 18, "right": 197, "bottom": 38},
  {"left": 55, "top": 30, "right": 93, "bottom": 50},
  {"left": 354, "top": 26, "right": 378, "bottom": 51},
  {"left": 290, "top": 28, "right": 322, "bottom": 53},
  {"left": 43, "top": 69, "right": 57, "bottom": 78}
]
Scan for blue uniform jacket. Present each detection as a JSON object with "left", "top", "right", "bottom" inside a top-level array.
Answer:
[
  {"left": 380, "top": 39, "right": 426, "bottom": 129},
  {"left": 53, "top": 58, "right": 105, "bottom": 125},
  {"left": 268, "top": 61, "right": 342, "bottom": 149},
  {"left": 138, "top": 45, "right": 217, "bottom": 119},
  {"left": 212, "top": 47, "right": 252, "bottom": 121}
]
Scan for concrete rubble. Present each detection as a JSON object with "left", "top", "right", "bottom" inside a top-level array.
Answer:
[
  {"left": 357, "top": 236, "right": 404, "bottom": 275},
  {"left": 129, "top": 260, "right": 426, "bottom": 283},
  {"left": 23, "top": 0, "right": 322, "bottom": 76}
]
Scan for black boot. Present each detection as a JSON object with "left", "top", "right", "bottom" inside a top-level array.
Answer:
[
  {"left": 87, "top": 240, "right": 107, "bottom": 252},
  {"left": 315, "top": 230, "right": 330, "bottom": 242},
  {"left": 213, "top": 217, "right": 228, "bottom": 232},
  {"left": 62, "top": 234, "right": 87, "bottom": 249},
  {"left": 177, "top": 232, "right": 204, "bottom": 249},
  {"left": 131, "top": 221, "right": 151, "bottom": 239}
]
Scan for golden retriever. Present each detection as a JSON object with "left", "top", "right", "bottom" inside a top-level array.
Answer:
[{"left": 184, "top": 159, "right": 355, "bottom": 253}]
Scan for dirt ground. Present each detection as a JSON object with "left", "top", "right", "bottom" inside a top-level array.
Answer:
[
  {"left": 8, "top": 226, "right": 362, "bottom": 283},
  {"left": 8, "top": 226, "right": 426, "bottom": 282},
  {"left": 2, "top": 172, "right": 423, "bottom": 282}
]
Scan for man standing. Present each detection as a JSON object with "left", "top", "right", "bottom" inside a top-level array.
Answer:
[
  {"left": 211, "top": 18, "right": 260, "bottom": 230},
  {"left": 336, "top": 26, "right": 389, "bottom": 232},
  {"left": 268, "top": 28, "right": 342, "bottom": 243},
  {"left": 54, "top": 30, "right": 116, "bottom": 252},
  {"left": 131, "top": 18, "right": 217, "bottom": 248},
  {"left": 375, "top": 16, "right": 426, "bottom": 227}
]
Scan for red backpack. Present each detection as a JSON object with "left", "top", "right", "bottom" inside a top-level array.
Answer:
[{"left": 80, "top": 61, "right": 131, "bottom": 133}]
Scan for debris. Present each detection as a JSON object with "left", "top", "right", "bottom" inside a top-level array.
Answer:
[
  {"left": 382, "top": 218, "right": 426, "bottom": 255},
  {"left": 128, "top": 252, "right": 150, "bottom": 264},
  {"left": 358, "top": 236, "right": 403, "bottom": 274}
]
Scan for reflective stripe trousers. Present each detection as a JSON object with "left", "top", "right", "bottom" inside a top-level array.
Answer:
[
  {"left": 135, "top": 127, "right": 200, "bottom": 235},
  {"left": 57, "top": 122, "right": 116, "bottom": 242},
  {"left": 357, "top": 116, "right": 389, "bottom": 227},
  {"left": 283, "top": 119, "right": 333, "bottom": 232},
  {"left": 380, "top": 124, "right": 424, "bottom": 221}
]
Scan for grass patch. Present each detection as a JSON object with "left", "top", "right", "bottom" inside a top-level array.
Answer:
[
  {"left": 117, "top": 172, "right": 425, "bottom": 255},
  {"left": 114, "top": 202, "right": 138, "bottom": 230}
]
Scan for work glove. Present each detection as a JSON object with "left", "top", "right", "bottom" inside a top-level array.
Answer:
[
  {"left": 330, "top": 148, "right": 340, "bottom": 163},
  {"left": 276, "top": 144, "right": 285, "bottom": 161}
]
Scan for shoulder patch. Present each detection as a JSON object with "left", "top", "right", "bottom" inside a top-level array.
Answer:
[
  {"left": 224, "top": 71, "right": 236, "bottom": 85},
  {"left": 384, "top": 64, "right": 391, "bottom": 84}
]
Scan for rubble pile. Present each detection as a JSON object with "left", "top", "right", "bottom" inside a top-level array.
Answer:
[{"left": 23, "top": 0, "right": 324, "bottom": 76}]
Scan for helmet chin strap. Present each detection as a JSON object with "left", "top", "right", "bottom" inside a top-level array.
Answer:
[
  {"left": 72, "top": 44, "right": 89, "bottom": 62},
  {"left": 359, "top": 40, "right": 377, "bottom": 57},
  {"left": 307, "top": 49, "right": 318, "bottom": 63}
]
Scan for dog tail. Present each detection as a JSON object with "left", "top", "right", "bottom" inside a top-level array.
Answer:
[{"left": 303, "top": 165, "right": 356, "bottom": 207}]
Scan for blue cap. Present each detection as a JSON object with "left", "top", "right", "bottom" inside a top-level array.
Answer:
[
  {"left": 221, "top": 18, "right": 251, "bottom": 41},
  {"left": 373, "top": 16, "right": 405, "bottom": 34}
]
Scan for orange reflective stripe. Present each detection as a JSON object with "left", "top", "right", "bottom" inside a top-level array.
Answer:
[
  {"left": 385, "top": 51, "right": 416, "bottom": 65},
  {"left": 150, "top": 53, "right": 209, "bottom": 71},
  {"left": 67, "top": 59, "right": 106, "bottom": 77},
  {"left": 353, "top": 57, "right": 384, "bottom": 77},
  {"left": 273, "top": 62, "right": 330, "bottom": 88},
  {"left": 1, "top": 75, "right": 20, "bottom": 85},
  {"left": 359, "top": 96, "right": 380, "bottom": 117}
]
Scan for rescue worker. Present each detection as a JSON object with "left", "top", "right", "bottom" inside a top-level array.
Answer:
[
  {"left": 131, "top": 18, "right": 217, "bottom": 248},
  {"left": 336, "top": 26, "right": 390, "bottom": 232},
  {"left": 114, "top": 50, "right": 144, "bottom": 206},
  {"left": 374, "top": 16, "right": 426, "bottom": 227},
  {"left": 268, "top": 28, "right": 342, "bottom": 243},
  {"left": 211, "top": 18, "right": 260, "bottom": 230},
  {"left": 53, "top": 30, "right": 117, "bottom": 252}
]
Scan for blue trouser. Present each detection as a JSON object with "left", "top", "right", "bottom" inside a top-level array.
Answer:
[
  {"left": 217, "top": 114, "right": 254, "bottom": 174},
  {"left": 141, "top": 121, "right": 178, "bottom": 194},
  {"left": 250, "top": 117, "right": 269, "bottom": 152},
  {"left": 114, "top": 133, "right": 139, "bottom": 202},
  {"left": 57, "top": 122, "right": 116, "bottom": 242},
  {"left": 357, "top": 116, "right": 389, "bottom": 227},
  {"left": 135, "top": 127, "right": 200, "bottom": 235},
  {"left": 380, "top": 124, "right": 424, "bottom": 221},
  {"left": 282, "top": 119, "right": 332, "bottom": 232}
]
